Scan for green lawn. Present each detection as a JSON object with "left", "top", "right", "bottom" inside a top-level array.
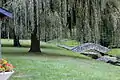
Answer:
[
  {"left": 1, "top": 39, "right": 120, "bottom": 80},
  {"left": 48, "top": 39, "right": 80, "bottom": 47},
  {"left": 107, "top": 49, "right": 120, "bottom": 57}
]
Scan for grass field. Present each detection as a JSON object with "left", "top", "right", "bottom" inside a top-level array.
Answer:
[
  {"left": 1, "top": 39, "right": 120, "bottom": 80},
  {"left": 48, "top": 39, "right": 80, "bottom": 47},
  {"left": 107, "top": 49, "right": 120, "bottom": 57}
]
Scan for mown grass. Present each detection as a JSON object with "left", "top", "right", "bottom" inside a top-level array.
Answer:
[
  {"left": 1, "top": 39, "right": 120, "bottom": 80},
  {"left": 48, "top": 39, "right": 79, "bottom": 47},
  {"left": 8, "top": 56, "right": 120, "bottom": 80},
  {"left": 107, "top": 49, "right": 120, "bottom": 57},
  {"left": 61, "top": 40, "right": 79, "bottom": 47}
]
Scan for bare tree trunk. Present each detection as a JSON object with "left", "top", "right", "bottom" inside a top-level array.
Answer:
[
  {"left": 29, "top": 29, "right": 41, "bottom": 52},
  {"left": 13, "top": 29, "right": 21, "bottom": 47}
]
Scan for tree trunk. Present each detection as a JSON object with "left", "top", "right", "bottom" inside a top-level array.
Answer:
[
  {"left": 29, "top": 0, "right": 41, "bottom": 52},
  {"left": 29, "top": 30, "right": 40, "bottom": 52},
  {"left": 13, "top": 30, "right": 21, "bottom": 47},
  {"left": 13, "top": 37, "right": 21, "bottom": 47}
]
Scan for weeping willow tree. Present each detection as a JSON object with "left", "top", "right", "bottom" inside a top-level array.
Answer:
[
  {"left": 98, "top": 0, "right": 120, "bottom": 47},
  {"left": 1, "top": 0, "right": 120, "bottom": 52},
  {"left": 29, "top": 0, "right": 41, "bottom": 52},
  {"left": 1, "top": 0, "right": 23, "bottom": 47},
  {"left": 74, "top": 0, "right": 120, "bottom": 47}
]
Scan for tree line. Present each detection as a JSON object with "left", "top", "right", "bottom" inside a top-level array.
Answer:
[{"left": 1, "top": 0, "right": 120, "bottom": 52}]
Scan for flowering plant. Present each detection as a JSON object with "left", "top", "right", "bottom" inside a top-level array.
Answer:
[{"left": 0, "top": 59, "right": 14, "bottom": 72}]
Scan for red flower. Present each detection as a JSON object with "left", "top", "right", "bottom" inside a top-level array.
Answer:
[{"left": 0, "top": 59, "right": 14, "bottom": 72}]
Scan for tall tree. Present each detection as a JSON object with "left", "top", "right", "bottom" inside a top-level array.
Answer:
[{"left": 29, "top": 0, "right": 41, "bottom": 52}]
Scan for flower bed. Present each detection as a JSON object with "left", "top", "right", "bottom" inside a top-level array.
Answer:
[{"left": 0, "top": 59, "right": 14, "bottom": 80}]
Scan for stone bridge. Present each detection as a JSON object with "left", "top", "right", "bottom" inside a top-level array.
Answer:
[{"left": 71, "top": 43, "right": 110, "bottom": 53}]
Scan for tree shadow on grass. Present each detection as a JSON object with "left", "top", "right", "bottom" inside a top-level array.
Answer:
[
  {"left": 40, "top": 52, "right": 90, "bottom": 60},
  {"left": 2, "top": 44, "right": 61, "bottom": 50},
  {"left": 2, "top": 44, "right": 30, "bottom": 48},
  {"left": 2, "top": 45, "right": 89, "bottom": 60},
  {"left": 3, "top": 51, "right": 89, "bottom": 60},
  {"left": 25, "top": 50, "right": 90, "bottom": 60}
]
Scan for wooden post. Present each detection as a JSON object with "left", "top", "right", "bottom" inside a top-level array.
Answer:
[{"left": 0, "top": 21, "right": 2, "bottom": 59}]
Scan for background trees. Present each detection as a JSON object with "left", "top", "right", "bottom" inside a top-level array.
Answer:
[{"left": 1, "top": 0, "right": 120, "bottom": 50}]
